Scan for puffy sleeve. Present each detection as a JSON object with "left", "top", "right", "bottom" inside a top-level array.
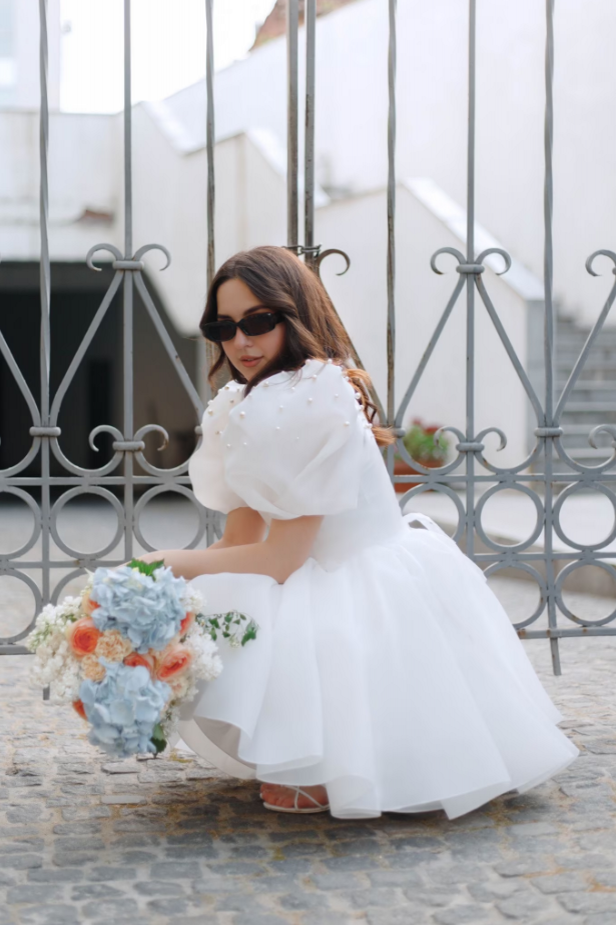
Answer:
[
  {"left": 188, "top": 381, "right": 247, "bottom": 514},
  {"left": 223, "top": 360, "right": 368, "bottom": 520}
]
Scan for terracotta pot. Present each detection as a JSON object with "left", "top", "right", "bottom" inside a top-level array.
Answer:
[{"left": 393, "top": 458, "right": 444, "bottom": 493}]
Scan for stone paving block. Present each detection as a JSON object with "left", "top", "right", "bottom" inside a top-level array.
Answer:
[
  {"left": 494, "top": 857, "right": 556, "bottom": 877},
  {"left": 277, "top": 892, "right": 331, "bottom": 911},
  {"left": 555, "top": 852, "right": 615, "bottom": 870},
  {"left": 53, "top": 835, "right": 105, "bottom": 852},
  {"left": 0, "top": 870, "right": 16, "bottom": 886},
  {"left": 15, "top": 905, "right": 79, "bottom": 925},
  {"left": 347, "top": 887, "right": 400, "bottom": 908},
  {"left": 207, "top": 859, "right": 265, "bottom": 876},
  {"left": 86, "top": 866, "right": 138, "bottom": 881},
  {"left": 558, "top": 892, "right": 616, "bottom": 915},
  {"left": 366, "top": 907, "right": 429, "bottom": 925},
  {"left": 468, "top": 880, "right": 527, "bottom": 902},
  {"left": 0, "top": 837, "right": 44, "bottom": 853},
  {"left": 433, "top": 906, "right": 490, "bottom": 924},
  {"left": 308, "top": 871, "right": 366, "bottom": 891},
  {"left": 2, "top": 854, "right": 42, "bottom": 869},
  {"left": 60, "top": 806, "right": 111, "bottom": 821},
  {"left": 424, "top": 862, "right": 485, "bottom": 885},
  {"left": 147, "top": 898, "right": 192, "bottom": 915},
  {"left": 191, "top": 876, "right": 245, "bottom": 895},
  {"left": 51, "top": 852, "right": 102, "bottom": 867},
  {"left": 100, "top": 794, "right": 146, "bottom": 805},
  {"left": 403, "top": 889, "right": 461, "bottom": 908},
  {"left": 150, "top": 861, "right": 204, "bottom": 880},
  {"left": 533, "top": 872, "right": 590, "bottom": 893},
  {"left": 215, "top": 893, "right": 269, "bottom": 912},
  {"left": 27, "top": 869, "right": 84, "bottom": 883},
  {"left": 232, "top": 914, "right": 294, "bottom": 925},
  {"left": 7, "top": 884, "right": 64, "bottom": 903},
  {"left": 322, "top": 853, "right": 383, "bottom": 872},
  {"left": 134, "top": 880, "right": 186, "bottom": 897},
  {"left": 71, "top": 883, "right": 126, "bottom": 900},
  {"left": 80, "top": 898, "right": 139, "bottom": 920},
  {"left": 52, "top": 822, "right": 101, "bottom": 836},
  {"left": 496, "top": 891, "right": 555, "bottom": 919}
]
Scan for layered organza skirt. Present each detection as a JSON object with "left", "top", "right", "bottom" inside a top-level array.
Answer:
[{"left": 177, "top": 519, "right": 577, "bottom": 819}]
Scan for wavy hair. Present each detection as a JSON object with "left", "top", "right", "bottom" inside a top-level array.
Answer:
[{"left": 199, "top": 246, "right": 393, "bottom": 446}]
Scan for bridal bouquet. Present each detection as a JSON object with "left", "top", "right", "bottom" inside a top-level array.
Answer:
[{"left": 25, "top": 560, "right": 257, "bottom": 757}]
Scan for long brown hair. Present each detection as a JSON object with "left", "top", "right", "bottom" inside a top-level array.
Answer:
[{"left": 200, "top": 246, "right": 393, "bottom": 446}]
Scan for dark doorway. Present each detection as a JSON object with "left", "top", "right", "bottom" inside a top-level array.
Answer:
[{"left": 0, "top": 263, "right": 199, "bottom": 485}]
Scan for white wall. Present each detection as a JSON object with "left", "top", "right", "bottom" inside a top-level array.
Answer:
[
  {"left": 317, "top": 183, "right": 531, "bottom": 467},
  {"left": 0, "top": 110, "right": 121, "bottom": 260},
  {"left": 11, "top": 0, "right": 61, "bottom": 109},
  {"left": 164, "top": 0, "right": 616, "bottom": 329},
  {"left": 132, "top": 106, "right": 287, "bottom": 336}
]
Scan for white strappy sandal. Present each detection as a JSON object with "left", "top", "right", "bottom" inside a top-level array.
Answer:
[{"left": 262, "top": 786, "right": 330, "bottom": 814}]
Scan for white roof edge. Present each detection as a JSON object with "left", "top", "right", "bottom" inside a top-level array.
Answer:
[
  {"left": 402, "top": 177, "right": 544, "bottom": 302},
  {"left": 140, "top": 105, "right": 330, "bottom": 207}
]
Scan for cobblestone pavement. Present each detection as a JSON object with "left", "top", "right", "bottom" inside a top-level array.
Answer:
[{"left": 2, "top": 579, "right": 616, "bottom": 925}]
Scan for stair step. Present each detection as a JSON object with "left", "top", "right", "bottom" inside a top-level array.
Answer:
[
  {"left": 557, "top": 380, "right": 616, "bottom": 390},
  {"left": 561, "top": 423, "right": 616, "bottom": 435},
  {"left": 560, "top": 403, "right": 616, "bottom": 414}
]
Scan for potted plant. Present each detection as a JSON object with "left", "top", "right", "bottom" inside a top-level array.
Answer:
[{"left": 393, "top": 418, "right": 449, "bottom": 492}]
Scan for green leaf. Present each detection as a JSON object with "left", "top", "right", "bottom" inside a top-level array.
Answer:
[
  {"left": 150, "top": 723, "right": 167, "bottom": 755},
  {"left": 241, "top": 622, "right": 258, "bottom": 646},
  {"left": 128, "top": 558, "right": 165, "bottom": 577}
]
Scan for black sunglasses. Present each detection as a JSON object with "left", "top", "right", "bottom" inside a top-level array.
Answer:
[{"left": 201, "top": 311, "right": 284, "bottom": 343}]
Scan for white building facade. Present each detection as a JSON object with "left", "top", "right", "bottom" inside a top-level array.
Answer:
[{"left": 1, "top": 0, "right": 615, "bottom": 468}]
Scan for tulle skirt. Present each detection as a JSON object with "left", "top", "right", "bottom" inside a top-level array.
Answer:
[{"left": 177, "top": 518, "right": 577, "bottom": 819}]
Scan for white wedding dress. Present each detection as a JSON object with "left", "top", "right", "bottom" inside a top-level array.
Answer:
[{"left": 178, "top": 358, "right": 577, "bottom": 819}]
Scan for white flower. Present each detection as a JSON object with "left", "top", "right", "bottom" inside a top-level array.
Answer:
[
  {"left": 180, "top": 587, "right": 205, "bottom": 615},
  {"left": 184, "top": 627, "right": 223, "bottom": 682}
]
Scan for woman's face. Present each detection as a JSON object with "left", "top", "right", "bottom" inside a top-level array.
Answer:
[{"left": 217, "top": 278, "right": 286, "bottom": 381}]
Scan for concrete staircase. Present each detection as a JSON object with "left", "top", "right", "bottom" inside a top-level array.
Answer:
[{"left": 557, "top": 318, "right": 616, "bottom": 463}]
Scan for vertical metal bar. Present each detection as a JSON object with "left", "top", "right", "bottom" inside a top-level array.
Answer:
[
  {"left": 203, "top": 0, "right": 217, "bottom": 542},
  {"left": 543, "top": 0, "right": 560, "bottom": 675},
  {"left": 543, "top": 0, "right": 555, "bottom": 427},
  {"left": 39, "top": 0, "right": 50, "bottom": 423},
  {"left": 38, "top": 0, "right": 51, "bottom": 697},
  {"left": 304, "top": 0, "right": 316, "bottom": 268},
  {"left": 205, "top": 0, "right": 216, "bottom": 287},
  {"left": 286, "top": 0, "right": 299, "bottom": 249},
  {"left": 465, "top": 0, "right": 476, "bottom": 559},
  {"left": 123, "top": 0, "right": 134, "bottom": 561},
  {"left": 385, "top": 0, "right": 397, "bottom": 478}
]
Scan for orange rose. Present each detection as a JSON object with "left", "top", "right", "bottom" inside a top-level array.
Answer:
[
  {"left": 123, "top": 652, "right": 155, "bottom": 676},
  {"left": 73, "top": 700, "right": 87, "bottom": 720},
  {"left": 82, "top": 594, "right": 100, "bottom": 617},
  {"left": 180, "top": 612, "right": 195, "bottom": 636},
  {"left": 66, "top": 617, "right": 101, "bottom": 656},
  {"left": 156, "top": 645, "right": 193, "bottom": 681}
]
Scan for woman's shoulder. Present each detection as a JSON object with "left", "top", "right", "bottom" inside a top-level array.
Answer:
[
  {"left": 201, "top": 379, "right": 244, "bottom": 426},
  {"left": 227, "top": 359, "right": 362, "bottom": 449},
  {"left": 247, "top": 359, "right": 355, "bottom": 404}
]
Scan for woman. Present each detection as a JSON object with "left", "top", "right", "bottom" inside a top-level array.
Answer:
[{"left": 141, "top": 245, "right": 577, "bottom": 819}]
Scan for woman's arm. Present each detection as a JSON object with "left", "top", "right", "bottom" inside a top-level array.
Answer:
[
  {"left": 208, "top": 507, "right": 267, "bottom": 550},
  {"left": 139, "top": 514, "right": 322, "bottom": 584}
]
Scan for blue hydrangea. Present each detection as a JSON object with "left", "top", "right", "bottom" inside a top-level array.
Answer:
[
  {"left": 90, "top": 565, "right": 186, "bottom": 653},
  {"left": 80, "top": 660, "right": 171, "bottom": 757}
]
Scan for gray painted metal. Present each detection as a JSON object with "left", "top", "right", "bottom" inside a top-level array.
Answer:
[
  {"left": 2, "top": 0, "right": 616, "bottom": 675},
  {"left": 286, "top": 0, "right": 299, "bottom": 249},
  {"left": 0, "top": 0, "right": 206, "bottom": 656}
]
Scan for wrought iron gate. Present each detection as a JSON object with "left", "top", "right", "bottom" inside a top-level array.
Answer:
[{"left": 1, "top": 0, "right": 616, "bottom": 675}]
